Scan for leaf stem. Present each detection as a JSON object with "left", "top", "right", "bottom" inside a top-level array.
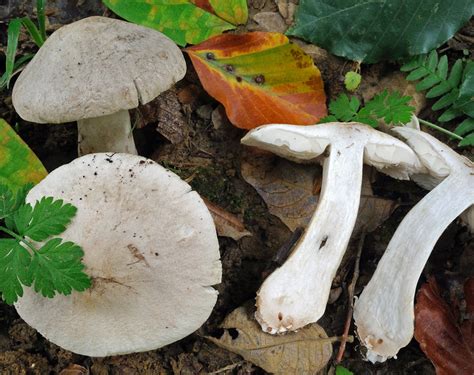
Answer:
[
  {"left": 0, "top": 226, "right": 37, "bottom": 254},
  {"left": 418, "top": 119, "right": 464, "bottom": 141}
]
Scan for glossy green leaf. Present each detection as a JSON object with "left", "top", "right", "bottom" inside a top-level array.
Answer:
[
  {"left": 0, "top": 119, "right": 47, "bottom": 191},
  {"left": 288, "top": 0, "right": 474, "bottom": 63},
  {"left": 103, "top": 0, "right": 248, "bottom": 46}
]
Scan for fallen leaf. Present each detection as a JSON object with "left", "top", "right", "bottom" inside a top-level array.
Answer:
[
  {"left": 103, "top": 0, "right": 248, "bottom": 46},
  {"left": 241, "top": 152, "right": 397, "bottom": 234},
  {"left": 204, "top": 198, "right": 251, "bottom": 240},
  {"left": 207, "top": 306, "right": 333, "bottom": 375},
  {"left": 288, "top": 0, "right": 474, "bottom": 63},
  {"left": 186, "top": 32, "right": 327, "bottom": 129},
  {"left": 414, "top": 277, "right": 474, "bottom": 375},
  {"left": 59, "top": 364, "right": 89, "bottom": 375},
  {"left": 0, "top": 119, "right": 47, "bottom": 190}
]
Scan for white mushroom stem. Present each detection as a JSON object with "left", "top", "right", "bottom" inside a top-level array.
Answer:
[
  {"left": 77, "top": 110, "right": 137, "bottom": 156},
  {"left": 241, "top": 123, "right": 422, "bottom": 334},
  {"left": 256, "top": 141, "right": 364, "bottom": 333},
  {"left": 354, "top": 127, "right": 474, "bottom": 363}
]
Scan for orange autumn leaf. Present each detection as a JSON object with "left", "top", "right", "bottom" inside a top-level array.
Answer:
[{"left": 186, "top": 32, "right": 327, "bottom": 129}]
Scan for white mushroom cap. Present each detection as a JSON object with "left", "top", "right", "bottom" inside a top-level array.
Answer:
[
  {"left": 13, "top": 16, "right": 186, "bottom": 124},
  {"left": 15, "top": 154, "right": 221, "bottom": 357}
]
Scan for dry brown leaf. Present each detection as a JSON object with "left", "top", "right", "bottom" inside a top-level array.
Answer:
[
  {"left": 241, "top": 152, "right": 320, "bottom": 232},
  {"left": 204, "top": 199, "right": 251, "bottom": 240},
  {"left": 59, "top": 364, "right": 89, "bottom": 375},
  {"left": 206, "top": 306, "right": 333, "bottom": 375},
  {"left": 415, "top": 277, "right": 474, "bottom": 375},
  {"left": 241, "top": 152, "right": 398, "bottom": 234}
]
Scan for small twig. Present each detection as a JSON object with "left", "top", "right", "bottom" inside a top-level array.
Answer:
[
  {"left": 336, "top": 231, "right": 366, "bottom": 363},
  {"left": 208, "top": 361, "right": 245, "bottom": 374}
]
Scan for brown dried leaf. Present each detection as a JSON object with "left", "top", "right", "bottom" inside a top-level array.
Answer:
[
  {"left": 241, "top": 152, "right": 398, "bottom": 234},
  {"left": 415, "top": 278, "right": 474, "bottom": 375},
  {"left": 206, "top": 306, "right": 333, "bottom": 375},
  {"left": 59, "top": 364, "right": 89, "bottom": 375},
  {"left": 204, "top": 199, "right": 251, "bottom": 240}
]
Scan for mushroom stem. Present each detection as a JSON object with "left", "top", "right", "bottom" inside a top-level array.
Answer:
[
  {"left": 77, "top": 110, "right": 137, "bottom": 156},
  {"left": 354, "top": 175, "right": 472, "bottom": 363},
  {"left": 256, "top": 142, "right": 365, "bottom": 333}
]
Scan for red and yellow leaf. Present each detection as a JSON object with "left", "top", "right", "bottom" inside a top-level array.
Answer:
[
  {"left": 186, "top": 32, "right": 327, "bottom": 129},
  {"left": 0, "top": 119, "right": 47, "bottom": 190}
]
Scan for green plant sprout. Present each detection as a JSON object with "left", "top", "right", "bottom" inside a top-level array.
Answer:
[
  {"left": 0, "top": 183, "right": 91, "bottom": 305},
  {"left": 0, "top": 0, "right": 47, "bottom": 90}
]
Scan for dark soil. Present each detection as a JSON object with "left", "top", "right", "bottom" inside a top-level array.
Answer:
[{"left": 1, "top": 1, "right": 472, "bottom": 374}]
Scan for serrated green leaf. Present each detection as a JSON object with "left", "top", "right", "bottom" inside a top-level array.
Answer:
[
  {"left": 13, "top": 197, "right": 77, "bottom": 241},
  {"left": 0, "top": 119, "right": 47, "bottom": 191},
  {"left": 0, "top": 239, "right": 31, "bottom": 304},
  {"left": 0, "top": 183, "right": 32, "bottom": 220},
  {"left": 287, "top": 0, "right": 474, "bottom": 63},
  {"left": 102, "top": 0, "right": 248, "bottom": 46},
  {"left": 432, "top": 89, "right": 459, "bottom": 111},
  {"left": 454, "top": 118, "right": 474, "bottom": 136},
  {"left": 328, "top": 94, "right": 359, "bottom": 122},
  {"left": 318, "top": 115, "right": 338, "bottom": 123},
  {"left": 344, "top": 71, "right": 362, "bottom": 91},
  {"left": 459, "top": 133, "right": 474, "bottom": 146},
  {"left": 29, "top": 238, "right": 91, "bottom": 298},
  {"left": 436, "top": 55, "right": 448, "bottom": 80}
]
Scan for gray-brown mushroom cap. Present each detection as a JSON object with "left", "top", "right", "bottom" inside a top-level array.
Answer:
[
  {"left": 12, "top": 16, "right": 186, "bottom": 124},
  {"left": 14, "top": 153, "right": 221, "bottom": 357}
]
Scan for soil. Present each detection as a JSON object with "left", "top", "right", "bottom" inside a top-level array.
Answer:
[{"left": 0, "top": 1, "right": 473, "bottom": 374}]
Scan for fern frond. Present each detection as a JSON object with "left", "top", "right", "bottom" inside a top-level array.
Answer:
[{"left": 401, "top": 51, "right": 474, "bottom": 147}]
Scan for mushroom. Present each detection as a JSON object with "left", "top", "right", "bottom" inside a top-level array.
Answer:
[
  {"left": 14, "top": 153, "right": 222, "bottom": 357},
  {"left": 241, "top": 122, "right": 422, "bottom": 333},
  {"left": 353, "top": 127, "right": 474, "bottom": 363},
  {"left": 12, "top": 16, "right": 186, "bottom": 156}
]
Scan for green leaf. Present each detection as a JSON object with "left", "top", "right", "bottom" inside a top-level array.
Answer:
[
  {"left": 432, "top": 89, "right": 459, "bottom": 111},
  {"left": 438, "top": 107, "right": 463, "bottom": 122},
  {"left": 344, "top": 71, "right": 362, "bottom": 91},
  {"left": 102, "top": 0, "right": 248, "bottom": 46},
  {"left": 5, "top": 18, "right": 22, "bottom": 89},
  {"left": 406, "top": 67, "right": 430, "bottom": 81},
  {"left": 0, "top": 239, "right": 32, "bottom": 304},
  {"left": 328, "top": 94, "right": 360, "bottom": 122},
  {"left": 13, "top": 197, "right": 77, "bottom": 241},
  {"left": 0, "top": 54, "right": 35, "bottom": 91},
  {"left": 0, "top": 183, "right": 32, "bottom": 220},
  {"left": 459, "top": 133, "right": 474, "bottom": 147},
  {"left": 436, "top": 55, "right": 449, "bottom": 80},
  {"left": 0, "top": 119, "right": 47, "bottom": 191},
  {"left": 336, "top": 365, "right": 353, "bottom": 375},
  {"left": 37, "top": 0, "right": 47, "bottom": 42},
  {"left": 454, "top": 118, "right": 474, "bottom": 136},
  {"left": 447, "top": 59, "right": 464, "bottom": 87},
  {"left": 287, "top": 0, "right": 474, "bottom": 63},
  {"left": 29, "top": 238, "right": 91, "bottom": 298},
  {"left": 20, "top": 17, "right": 44, "bottom": 48}
]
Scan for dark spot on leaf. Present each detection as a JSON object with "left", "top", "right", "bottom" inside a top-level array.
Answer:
[
  {"left": 236, "top": 76, "right": 242, "bottom": 82},
  {"left": 228, "top": 328, "right": 239, "bottom": 339},
  {"left": 254, "top": 75, "right": 265, "bottom": 85},
  {"left": 206, "top": 52, "right": 215, "bottom": 60},
  {"left": 225, "top": 64, "right": 234, "bottom": 73}
]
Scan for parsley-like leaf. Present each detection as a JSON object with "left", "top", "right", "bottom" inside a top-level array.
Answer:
[
  {"left": 0, "top": 239, "right": 32, "bottom": 304},
  {"left": 13, "top": 196, "right": 77, "bottom": 241},
  {"left": 320, "top": 90, "right": 414, "bottom": 128},
  {"left": 0, "top": 184, "right": 90, "bottom": 304},
  {"left": 30, "top": 238, "right": 91, "bottom": 298}
]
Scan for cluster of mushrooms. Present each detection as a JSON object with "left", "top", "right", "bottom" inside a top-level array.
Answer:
[{"left": 10, "top": 15, "right": 473, "bottom": 363}]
